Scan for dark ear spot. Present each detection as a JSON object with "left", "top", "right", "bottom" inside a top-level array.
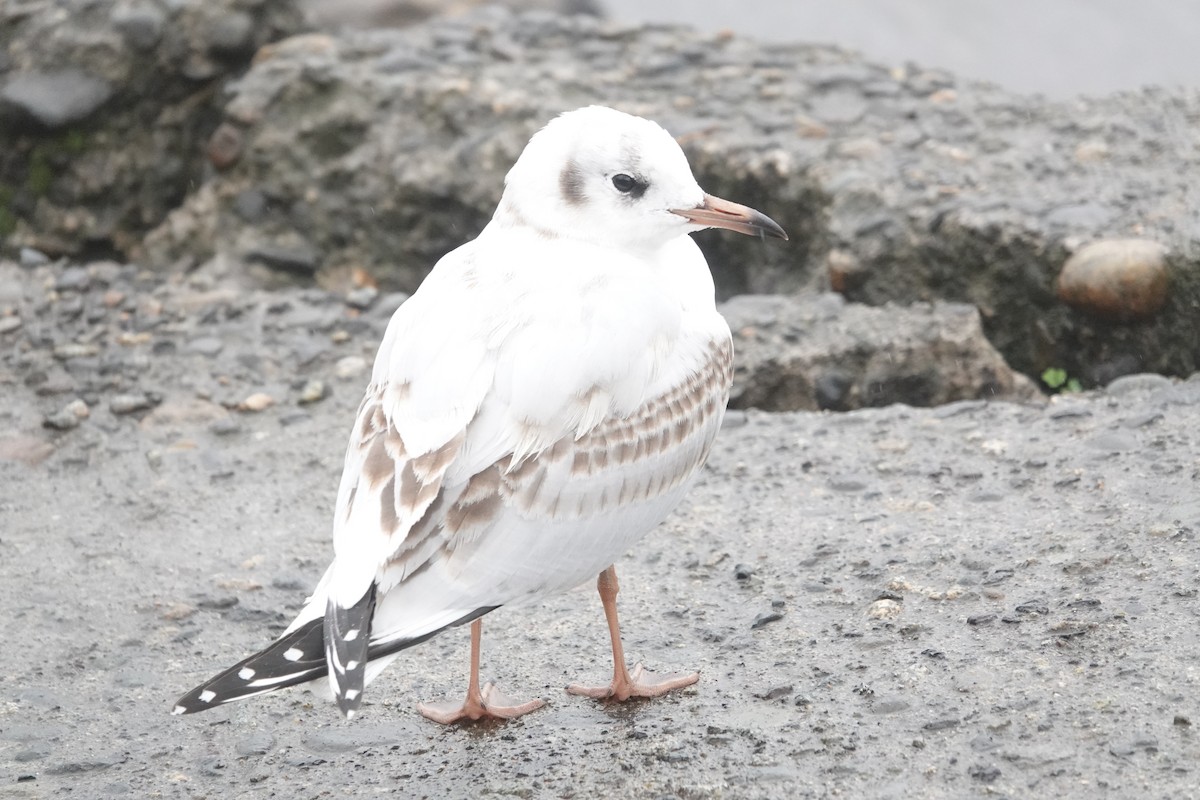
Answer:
[{"left": 559, "top": 160, "right": 585, "bottom": 206}]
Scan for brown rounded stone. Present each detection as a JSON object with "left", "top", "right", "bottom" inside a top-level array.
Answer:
[
  {"left": 206, "top": 122, "right": 244, "bottom": 170},
  {"left": 1055, "top": 239, "right": 1169, "bottom": 321}
]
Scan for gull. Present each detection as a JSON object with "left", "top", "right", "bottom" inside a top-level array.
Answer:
[{"left": 173, "top": 105, "right": 786, "bottom": 724}]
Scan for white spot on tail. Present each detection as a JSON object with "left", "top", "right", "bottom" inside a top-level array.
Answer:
[
  {"left": 199, "top": 690, "right": 216, "bottom": 704},
  {"left": 344, "top": 689, "right": 360, "bottom": 701},
  {"left": 344, "top": 629, "right": 360, "bottom": 642},
  {"left": 345, "top": 660, "right": 359, "bottom": 671},
  {"left": 172, "top": 705, "right": 186, "bottom": 715},
  {"left": 238, "top": 667, "right": 256, "bottom": 680},
  {"left": 284, "top": 647, "right": 303, "bottom": 661}
]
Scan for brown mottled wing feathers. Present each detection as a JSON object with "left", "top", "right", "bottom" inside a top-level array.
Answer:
[{"left": 378, "top": 336, "right": 734, "bottom": 578}]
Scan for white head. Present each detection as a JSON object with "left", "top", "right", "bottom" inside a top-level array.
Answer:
[{"left": 494, "top": 106, "right": 786, "bottom": 252}]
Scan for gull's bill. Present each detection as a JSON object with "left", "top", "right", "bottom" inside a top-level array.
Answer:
[{"left": 671, "top": 193, "right": 788, "bottom": 240}]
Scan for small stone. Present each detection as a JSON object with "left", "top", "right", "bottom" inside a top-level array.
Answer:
[
  {"left": 188, "top": 337, "right": 224, "bottom": 357},
  {"left": 207, "top": 123, "right": 244, "bottom": 170},
  {"left": 826, "top": 248, "right": 865, "bottom": 294},
  {"left": 867, "top": 599, "right": 903, "bottom": 620},
  {"left": 20, "top": 247, "right": 50, "bottom": 267},
  {"left": 209, "top": 418, "right": 242, "bottom": 436},
  {"left": 0, "top": 69, "right": 113, "bottom": 128},
  {"left": 140, "top": 398, "right": 228, "bottom": 429},
  {"left": 112, "top": 4, "right": 166, "bottom": 50},
  {"left": 232, "top": 189, "right": 266, "bottom": 222},
  {"left": 751, "top": 611, "right": 784, "bottom": 630},
  {"left": 238, "top": 393, "right": 275, "bottom": 412},
  {"left": 924, "top": 717, "right": 960, "bottom": 731},
  {"left": 1106, "top": 373, "right": 1173, "bottom": 396},
  {"left": 207, "top": 11, "right": 255, "bottom": 56},
  {"left": 0, "top": 315, "right": 22, "bottom": 334},
  {"left": 55, "top": 266, "right": 91, "bottom": 291},
  {"left": 1074, "top": 140, "right": 1110, "bottom": 163},
  {"left": 245, "top": 242, "right": 319, "bottom": 276},
  {"left": 346, "top": 286, "right": 378, "bottom": 310},
  {"left": 828, "top": 475, "right": 868, "bottom": 492},
  {"left": 754, "top": 684, "right": 793, "bottom": 701},
  {"left": 160, "top": 602, "right": 196, "bottom": 621},
  {"left": 110, "top": 393, "right": 159, "bottom": 415},
  {"left": 297, "top": 379, "right": 328, "bottom": 405},
  {"left": 53, "top": 343, "right": 99, "bottom": 360},
  {"left": 330, "top": 329, "right": 351, "bottom": 344},
  {"left": 734, "top": 563, "right": 754, "bottom": 580},
  {"left": 1056, "top": 239, "right": 1169, "bottom": 321},
  {"left": 43, "top": 399, "right": 89, "bottom": 430},
  {"left": 117, "top": 331, "right": 153, "bottom": 346},
  {"left": 216, "top": 578, "right": 262, "bottom": 592},
  {"left": 335, "top": 355, "right": 368, "bottom": 379}
]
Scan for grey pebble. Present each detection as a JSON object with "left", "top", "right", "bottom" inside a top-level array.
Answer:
[
  {"left": 233, "top": 189, "right": 267, "bottom": 221},
  {"left": 112, "top": 4, "right": 165, "bottom": 50},
  {"left": 1108, "top": 737, "right": 1158, "bottom": 757},
  {"left": 297, "top": 379, "right": 329, "bottom": 405},
  {"left": 0, "top": 315, "right": 22, "bottom": 334},
  {"left": 188, "top": 337, "right": 224, "bottom": 357},
  {"left": 1, "top": 69, "right": 113, "bottom": 128},
  {"left": 207, "top": 12, "right": 255, "bottom": 56},
  {"left": 209, "top": 418, "right": 241, "bottom": 436},
  {"left": 346, "top": 286, "right": 378, "bottom": 310},
  {"left": 1106, "top": 373, "right": 1173, "bottom": 396},
  {"left": 923, "top": 718, "right": 960, "bottom": 731},
  {"left": 56, "top": 266, "right": 91, "bottom": 291},
  {"left": 110, "top": 393, "right": 159, "bottom": 415},
  {"left": 43, "top": 400, "right": 88, "bottom": 431},
  {"left": 828, "top": 475, "right": 869, "bottom": 492},
  {"left": 19, "top": 247, "right": 50, "bottom": 267},
  {"left": 53, "top": 343, "right": 99, "bottom": 360},
  {"left": 751, "top": 611, "right": 784, "bottom": 629}
]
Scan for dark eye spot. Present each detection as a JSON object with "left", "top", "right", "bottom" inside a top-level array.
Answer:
[{"left": 611, "top": 173, "right": 646, "bottom": 198}]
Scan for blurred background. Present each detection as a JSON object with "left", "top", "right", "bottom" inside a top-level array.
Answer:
[
  {"left": 306, "top": 0, "right": 1200, "bottom": 98},
  {"left": 602, "top": 0, "right": 1198, "bottom": 98}
]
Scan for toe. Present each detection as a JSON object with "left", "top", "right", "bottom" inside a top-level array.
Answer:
[{"left": 480, "top": 682, "right": 546, "bottom": 719}]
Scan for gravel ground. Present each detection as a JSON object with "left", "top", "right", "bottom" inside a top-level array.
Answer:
[{"left": 1, "top": 262, "right": 1198, "bottom": 798}]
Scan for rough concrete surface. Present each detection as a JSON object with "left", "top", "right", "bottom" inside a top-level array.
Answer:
[{"left": 1, "top": 261, "right": 1198, "bottom": 798}]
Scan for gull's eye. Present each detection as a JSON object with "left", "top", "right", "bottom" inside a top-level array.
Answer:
[{"left": 611, "top": 173, "right": 645, "bottom": 197}]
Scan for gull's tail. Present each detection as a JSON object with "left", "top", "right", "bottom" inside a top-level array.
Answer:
[
  {"left": 172, "top": 587, "right": 499, "bottom": 718},
  {"left": 172, "top": 617, "right": 329, "bottom": 715}
]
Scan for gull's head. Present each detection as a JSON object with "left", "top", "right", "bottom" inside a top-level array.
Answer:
[{"left": 496, "top": 106, "right": 787, "bottom": 251}]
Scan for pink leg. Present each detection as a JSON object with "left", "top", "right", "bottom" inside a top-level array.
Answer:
[
  {"left": 417, "top": 619, "right": 545, "bottom": 724},
  {"left": 566, "top": 565, "right": 699, "bottom": 701}
]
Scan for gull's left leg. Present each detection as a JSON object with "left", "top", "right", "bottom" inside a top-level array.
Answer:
[
  {"left": 566, "top": 565, "right": 699, "bottom": 700},
  {"left": 417, "top": 619, "right": 545, "bottom": 724}
]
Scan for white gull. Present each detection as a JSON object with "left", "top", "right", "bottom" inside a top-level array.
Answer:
[{"left": 174, "top": 105, "right": 787, "bottom": 723}]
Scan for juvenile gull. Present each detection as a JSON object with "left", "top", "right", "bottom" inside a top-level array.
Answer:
[{"left": 174, "top": 105, "right": 787, "bottom": 723}]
